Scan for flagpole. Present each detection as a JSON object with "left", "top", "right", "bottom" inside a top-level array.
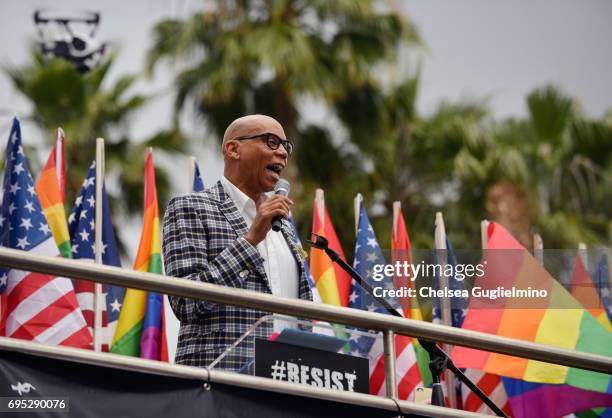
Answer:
[
  {"left": 55, "top": 128, "right": 66, "bottom": 201},
  {"left": 578, "top": 242, "right": 588, "bottom": 268},
  {"left": 480, "top": 221, "right": 489, "bottom": 248},
  {"left": 93, "top": 138, "right": 105, "bottom": 352},
  {"left": 315, "top": 189, "right": 325, "bottom": 229},
  {"left": 392, "top": 202, "right": 404, "bottom": 314},
  {"left": 188, "top": 156, "right": 196, "bottom": 193},
  {"left": 607, "top": 249, "right": 612, "bottom": 302},
  {"left": 533, "top": 233, "right": 544, "bottom": 266},
  {"left": 354, "top": 194, "right": 362, "bottom": 235},
  {"left": 392, "top": 202, "right": 400, "bottom": 241},
  {"left": 434, "top": 212, "right": 457, "bottom": 409}
]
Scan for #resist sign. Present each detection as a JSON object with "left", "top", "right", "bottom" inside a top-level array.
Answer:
[{"left": 255, "top": 339, "right": 370, "bottom": 394}]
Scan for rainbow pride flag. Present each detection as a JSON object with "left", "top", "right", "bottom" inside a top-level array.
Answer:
[
  {"left": 35, "top": 128, "right": 71, "bottom": 258},
  {"left": 391, "top": 202, "right": 423, "bottom": 319},
  {"left": 453, "top": 222, "right": 612, "bottom": 402},
  {"left": 499, "top": 251, "right": 612, "bottom": 417},
  {"left": 309, "top": 189, "right": 351, "bottom": 307},
  {"left": 503, "top": 377, "right": 612, "bottom": 418},
  {"left": 111, "top": 150, "right": 167, "bottom": 360}
]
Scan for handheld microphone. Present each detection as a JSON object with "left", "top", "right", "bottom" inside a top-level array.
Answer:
[{"left": 272, "top": 179, "right": 290, "bottom": 232}]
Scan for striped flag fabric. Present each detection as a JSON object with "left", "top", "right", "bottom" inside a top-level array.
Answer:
[
  {"left": 500, "top": 253, "right": 612, "bottom": 418},
  {"left": 349, "top": 199, "right": 422, "bottom": 400},
  {"left": 391, "top": 203, "right": 422, "bottom": 320},
  {"left": 309, "top": 190, "right": 351, "bottom": 306},
  {"left": 502, "top": 376, "right": 612, "bottom": 418},
  {"left": 111, "top": 149, "right": 168, "bottom": 361},
  {"left": 68, "top": 161, "right": 125, "bottom": 351},
  {"left": 453, "top": 222, "right": 612, "bottom": 410},
  {"left": 593, "top": 255, "right": 612, "bottom": 322},
  {"left": 464, "top": 370, "right": 513, "bottom": 415},
  {"left": 570, "top": 254, "right": 612, "bottom": 332},
  {"left": 0, "top": 117, "right": 91, "bottom": 348},
  {"left": 431, "top": 238, "right": 469, "bottom": 329},
  {"left": 391, "top": 202, "right": 431, "bottom": 387},
  {"left": 193, "top": 160, "right": 204, "bottom": 193},
  {"left": 593, "top": 256, "right": 612, "bottom": 326},
  {"left": 287, "top": 214, "right": 340, "bottom": 337},
  {"left": 35, "top": 128, "right": 71, "bottom": 258},
  {"left": 431, "top": 235, "right": 513, "bottom": 415}
]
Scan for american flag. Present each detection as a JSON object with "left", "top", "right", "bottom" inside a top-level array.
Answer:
[
  {"left": 67, "top": 161, "right": 124, "bottom": 351},
  {"left": 349, "top": 200, "right": 422, "bottom": 400},
  {"left": 0, "top": 118, "right": 91, "bottom": 348},
  {"left": 432, "top": 236, "right": 512, "bottom": 415},
  {"left": 432, "top": 238, "right": 468, "bottom": 328},
  {"left": 594, "top": 255, "right": 612, "bottom": 325}
]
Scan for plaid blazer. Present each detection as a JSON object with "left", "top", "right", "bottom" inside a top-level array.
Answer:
[{"left": 162, "top": 180, "right": 312, "bottom": 371}]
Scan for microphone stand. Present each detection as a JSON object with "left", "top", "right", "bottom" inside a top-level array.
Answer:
[{"left": 306, "top": 233, "right": 508, "bottom": 417}]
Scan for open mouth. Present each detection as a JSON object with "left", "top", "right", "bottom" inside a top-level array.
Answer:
[{"left": 266, "top": 163, "right": 284, "bottom": 175}]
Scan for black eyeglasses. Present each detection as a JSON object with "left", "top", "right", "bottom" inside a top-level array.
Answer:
[{"left": 232, "top": 132, "right": 294, "bottom": 156}]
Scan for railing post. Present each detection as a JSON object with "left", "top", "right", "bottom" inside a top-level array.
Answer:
[{"left": 383, "top": 330, "right": 398, "bottom": 399}]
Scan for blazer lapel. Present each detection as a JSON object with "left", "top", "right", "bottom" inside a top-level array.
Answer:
[
  {"left": 214, "top": 180, "right": 270, "bottom": 288},
  {"left": 280, "top": 219, "right": 312, "bottom": 301},
  {"left": 215, "top": 181, "right": 250, "bottom": 238}
]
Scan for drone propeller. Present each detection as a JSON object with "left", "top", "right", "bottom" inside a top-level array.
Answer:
[
  {"left": 33, "top": 10, "right": 47, "bottom": 24},
  {"left": 33, "top": 10, "right": 100, "bottom": 26},
  {"left": 32, "top": 9, "right": 106, "bottom": 74}
]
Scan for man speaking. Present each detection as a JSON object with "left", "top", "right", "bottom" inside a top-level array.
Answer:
[{"left": 162, "top": 114, "right": 312, "bottom": 371}]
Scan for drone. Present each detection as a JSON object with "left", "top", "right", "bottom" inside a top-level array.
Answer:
[{"left": 33, "top": 10, "right": 107, "bottom": 74}]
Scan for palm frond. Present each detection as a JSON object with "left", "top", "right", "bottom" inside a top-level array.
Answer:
[{"left": 527, "top": 85, "right": 573, "bottom": 143}]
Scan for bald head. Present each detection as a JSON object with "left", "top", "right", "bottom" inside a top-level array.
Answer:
[
  {"left": 222, "top": 114, "right": 285, "bottom": 154},
  {"left": 221, "top": 114, "right": 289, "bottom": 200}
]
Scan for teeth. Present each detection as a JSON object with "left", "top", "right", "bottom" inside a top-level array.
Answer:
[{"left": 268, "top": 164, "right": 283, "bottom": 173}]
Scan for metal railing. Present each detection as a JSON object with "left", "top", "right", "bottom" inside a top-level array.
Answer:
[
  {"left": 0, "top": 247, "right": 611, "bottom": 418},
  {"left": 0, "top": 337, "right": 488, "bottom": 418}
]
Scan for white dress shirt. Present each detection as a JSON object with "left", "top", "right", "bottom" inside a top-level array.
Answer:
[{"left": 221, "top": 177, "right": 299, "bottom": 333}]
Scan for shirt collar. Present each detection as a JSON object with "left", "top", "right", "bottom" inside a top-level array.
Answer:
[{"left": 221, "top": 176, "right": 256, "bottom": 219}]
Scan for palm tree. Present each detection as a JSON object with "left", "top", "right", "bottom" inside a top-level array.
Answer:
[
  {"left": 147, "top": 3, "right": 612, "bottom": 253},
  {"left": 146, "top": 0, "right": 422, "bottom": 254},
  {"left": 147, "top": 1, "right": 419, "bottom": 186},
  {"left": 454, "top": 85, "right": 612, "bottom": 249},
  {"left": 528, "top": 86, "right": 612, "bottom": 248},
  {"left": 3, "top": 49, "right": 186, "bottom": 221},
  {"left": 325, "top": 71, "right": 491, "bottom": 251},
  {"left": 454, "top": 118, "right": 535, "bottom": 248}
]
